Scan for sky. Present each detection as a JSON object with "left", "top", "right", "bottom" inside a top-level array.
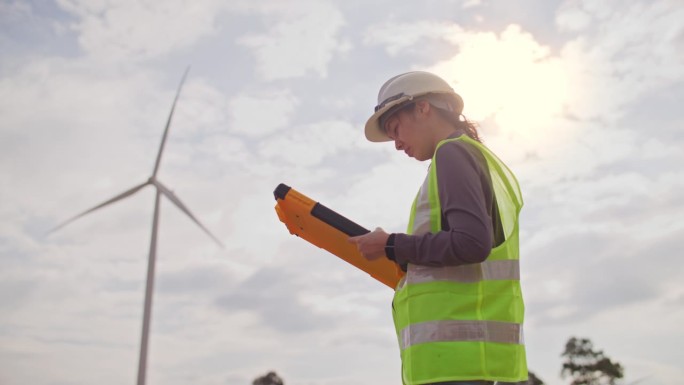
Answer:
[{"left": 1, "top": 0, "right": 683, "bottom": 384}]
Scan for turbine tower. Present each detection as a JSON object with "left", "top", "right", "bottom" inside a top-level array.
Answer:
[{"left": 49, "top": 67, "right": 223, "bottom": 385}]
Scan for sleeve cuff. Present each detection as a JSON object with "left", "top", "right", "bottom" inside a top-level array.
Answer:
[{"left": 385, "top": 233, "right": 397, "bottom": 261}]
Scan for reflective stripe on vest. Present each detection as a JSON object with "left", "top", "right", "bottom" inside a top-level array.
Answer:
[
  {"left": 402, "top": 259, "right": 520, "bottom": 286},
  {"left": 392, "top": 135, "right": 527, "bottom": 384},
  {"left": 400, "top": 319, "right": 524, "bottom": 349}
]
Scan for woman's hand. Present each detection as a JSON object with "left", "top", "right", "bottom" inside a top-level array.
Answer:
[{"left": 348, "top": 227, "right": 390, "bottom": 261}]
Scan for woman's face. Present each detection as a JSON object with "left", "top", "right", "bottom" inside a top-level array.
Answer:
[{"left": 383, "top": 103, "right": 433, "bottom": 161}]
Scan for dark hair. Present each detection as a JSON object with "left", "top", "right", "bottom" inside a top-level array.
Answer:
[
  {"left": 434, "top": 107, "right": 482, "bottom": 143},
  {"left": 387, "top": 100, "right": 483, "bottom": 143}
]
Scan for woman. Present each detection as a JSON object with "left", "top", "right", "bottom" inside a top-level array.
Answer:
[{"left": 349, "top": 71, "right": 527, "bottom": 385}]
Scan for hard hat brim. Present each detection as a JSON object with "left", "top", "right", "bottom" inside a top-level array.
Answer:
[
  {"left": 364, "top": 94, "right": 413, "bottom": 142},
  {"left": 364, "top": 91, "right": 464, "bottom": 143}
]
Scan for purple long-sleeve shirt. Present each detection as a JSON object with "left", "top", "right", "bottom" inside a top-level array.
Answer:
[{"left": 392, "top": 132, "right": 502, "bottom": 267}]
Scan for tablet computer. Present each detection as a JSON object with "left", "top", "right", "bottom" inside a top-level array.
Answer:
[{"left": 274, "top": 183, "right": 403, "bottom": 289}]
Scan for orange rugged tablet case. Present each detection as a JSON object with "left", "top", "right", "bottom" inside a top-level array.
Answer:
[{"left": 274, "top": 183, "right": 404, "bottom": 289}]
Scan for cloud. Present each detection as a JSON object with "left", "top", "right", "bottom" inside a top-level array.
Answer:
[
  {"left": 523, "top": 170, "right": 684, "bottom": 325},
  {"left": 228, "top": 90, "right": 299, "bottom": 138},
  {"left": 257, "top": 120, "right": 360, "bottom": 167},
  {"left": 237, "top": 1, "right": 350, "bottom": 81},
  {"left": 0, "top": 59, "right": 166, "bottom": 217},
  {"left": 170, "top": 77, "right": 232, "bottom": 137},
  {"left": 215, "top": 266, "right": 337, "bottom": 333},
  {"left": 557, "top": 0, "right": 684, "bottom": 120},
  {"left": 0, "top": 1, "right": 32, "bottom": 25},
  {"left": 0, "top": 277, "right": 36, "bottom": 313},
  {"left": 462, "top": 0, "right": 482, "bottom": 9},
  {"left": 555, "top": 1, "right": 592, "bottom": 32},
  {"left": 156, "top": 264, "right": 235, "bottom": 295},
  {"left": 56, "top": 0, "right": 230, "bottom": 60},
  {"left": 0, "top": 0, "right": 64, "bottom": 60},
  {"left": 524, "top": 1, "right": 684, "bottom": 330},
  {"left": 363, "top": 20, "right": 464, "bottom": 57}
]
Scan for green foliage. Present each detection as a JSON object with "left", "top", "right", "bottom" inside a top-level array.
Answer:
[
  {"left": 252, "top": 371, "right": 284, "bottom": 385},
  {"left": 527, "top": 370, "right": 545, "bottom": 385},
  {"left": 561, "top": 337, "right": 624, "bottom": 385}
]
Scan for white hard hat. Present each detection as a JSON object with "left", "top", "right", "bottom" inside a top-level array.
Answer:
[{"left": 364, "top": 71, "right": 464, "bottom": 142}]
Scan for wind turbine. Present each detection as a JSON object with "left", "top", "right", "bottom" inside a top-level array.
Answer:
[{"left": 49, "top": 67, "right": 224, "bottom": 385}]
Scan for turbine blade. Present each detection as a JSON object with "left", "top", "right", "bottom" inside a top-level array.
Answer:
[
  {"left": 48, "top": 181, "right": 150, "bottom": 235},
  {"left": 152, "top": 66, "right": 191, "bottom": 178},
  {"left": 154, "top": 181, "right": 225, "bottom": 249}
]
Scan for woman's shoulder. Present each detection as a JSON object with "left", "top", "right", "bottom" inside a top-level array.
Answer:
[{"left": 436, "top": 136, "right": 483, "bottom": 164}]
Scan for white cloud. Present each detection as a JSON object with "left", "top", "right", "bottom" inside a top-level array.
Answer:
[
  {"left": 237, "top": 1, "right": 350, "bottom": 80},
  {"left": 462, "top": 0, "right": 482, "bottom": 9},
  {"left": 0, "top": 59, "right": 169, "bottom": 216},
  {"left": 555, "top": 1, "right": 592, "bottom": 32},
  {"left": 257, "top": 120, "right": 359, "bottom": 167},
  {"left": 228, "top": 90, "right": 299, "bottom": 138},
  {"left": 363, "top": 21, "right": 464, "bottom": 56},
  {"left": 56, "top": 0, "right": 230, "bottom": 60},
  {"left": 0, "top": 1, "right": 32, "bottom": 22},
  {"left": 172, "top": 77, "right": 231, "bottom": 137},
  {"left": 558, "top": 0, "right": 683, "bottom": 119}
]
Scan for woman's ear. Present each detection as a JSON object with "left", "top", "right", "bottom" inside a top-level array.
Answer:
[{"left": 415, "top": 100, "right": 431, "bottom": 117}]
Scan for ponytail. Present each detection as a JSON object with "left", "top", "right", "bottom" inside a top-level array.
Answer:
[
  {"left": 460, "top": 115, "right": 482, "bottom": 143},
  {"left": 434, "top": 107, "right": 482, "bottom": 143}
]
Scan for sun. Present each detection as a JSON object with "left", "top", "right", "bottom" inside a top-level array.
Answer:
[{"left": 429, "top": 25, "right": 570, "bottom": 142}]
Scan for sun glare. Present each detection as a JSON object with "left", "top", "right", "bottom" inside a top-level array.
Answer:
[{"left": 430, "top": 25, "right": 570, "bottom": 142}]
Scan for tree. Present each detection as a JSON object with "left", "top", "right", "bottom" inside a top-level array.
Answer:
[
  {"left": 526, "top": 370, "right": 545, "bottom": 385},
  {"left": 561, "top": 337, "right": 624, "bottom": 385},
  {"left": 252, "top": 371, "right": 284, "bottom": 385}
]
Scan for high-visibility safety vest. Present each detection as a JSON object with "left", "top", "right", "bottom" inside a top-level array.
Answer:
[{"left": 392, "top": 135, "right": 527, "bottom": 384}]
